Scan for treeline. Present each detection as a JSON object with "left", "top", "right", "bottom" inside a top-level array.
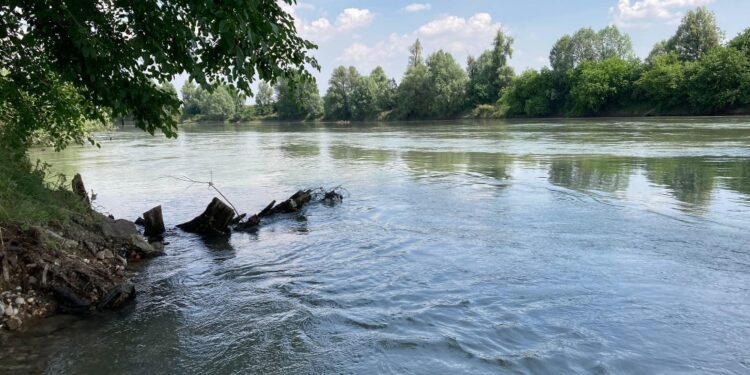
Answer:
[
  {"left": 502, "top": 7, "right": 750, "bottom": 117},
  {"left": 179, "top": 6, "right": 750, "bottom": 122}
]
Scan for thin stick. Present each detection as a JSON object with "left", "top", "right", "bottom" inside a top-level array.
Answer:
[
  {"left": 0, "top": 227, "right": 8, "bottom": 282},
  {"left": 164, "top": 174, "right": 241, "bottom": 216}
]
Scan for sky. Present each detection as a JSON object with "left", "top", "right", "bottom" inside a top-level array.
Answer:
[{"left": 174, "top": 0, "right": 750, "bottom": 99}]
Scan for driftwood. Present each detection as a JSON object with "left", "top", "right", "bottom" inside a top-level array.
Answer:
[
  {"left": 177, "top": 198, "right": 236, "bottom": 235},
  {"left": 142, "top": 205, "right": 165, "bottom": 240},
  {"left": 234, "top": 190, "right": 312, "bottom": 231},
  {"left": 72, "top": 173, "right": 90, "bottom": 206}
]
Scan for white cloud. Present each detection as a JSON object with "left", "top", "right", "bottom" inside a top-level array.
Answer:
[
  {"left": 416, "top": 13, "right": 504, "bottom": 53},
  {"left": 336, "top": 8, "right": 374, "bottom": 31},
  {"left": 338, "top": 12, "right": 506, "bottom": 73},
  {"left": 610, "top": 0, "right": 715, "bottom": 27},
  {"left": 404, "top": 3, "right": 431, "bottom": 13},
  {"left": 339, "top": 33, "right": 412, "bottom": 67}
]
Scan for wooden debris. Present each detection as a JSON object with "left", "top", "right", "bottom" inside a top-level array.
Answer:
[
  {"left": 177, "top": 198, "right": 236, "bottom": 235},
  {"left": 72, "top": 173, "right": 90, "bottom": 206},
  {"left": 142, "top": 205, "right": 166, "bottom": 240}
]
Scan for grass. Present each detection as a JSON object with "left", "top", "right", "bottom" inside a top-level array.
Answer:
[{"left": 0, "top": 148, "right": 87, "bottom": 227}]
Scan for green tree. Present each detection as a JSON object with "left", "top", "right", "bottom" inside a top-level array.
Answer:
[
  {"left": 397, "top": 65, "right": 432, "bottom": 119},
  {"left": 369, "top": 67, "right": 397, "bottom": 112},
  {"left": 323, "top": 66, "right": 360, "bottom": 120},
  {"left": 408, "top": 39, "right": 424, "bottom": 68},
  {"left": 550, "top": 26, "right": 634, "bottom": 73},
  {"left": 684, "top": 47, "right": 750, "bottom": 112},
  {"left": 350, "top": 76, "right": 379, "bottom": 120},
  {"left": 665, "top": 7, "right": 723, "bottom": 61},
  {"left": 425, "top": 50, "right": 468, "bottom": 117},
  {"left": 467, "top": 29, "right": 515, "bottom": 105},
  {"left": 0, "top": 0, "right": 318, "bottom": 152},
  {"left": 502, "top": 68, "right": 557, "bottom": 117},
  {"left": 569, "top": 58, "right": 641, "bottom": 115},
  {"left": 201, "top": 86, "right": 236, "bottom": 121},
  {"left": 728, "top": 28, "right": 750, "bottom": 58},
  {"left": 636, "top": 52, "right": 686, "bottom": 109},
  {"left": 181, "top": 81, "right": 203, "bottom": 117},
  {"left": 255, "top": 82, "right": 275, "bottom": 116},
  {"left": 275, "top": 77, "right": 323, "bottom": 120},
  {"left": 647, "top": 40, "right": 670, "bottom": 64}
]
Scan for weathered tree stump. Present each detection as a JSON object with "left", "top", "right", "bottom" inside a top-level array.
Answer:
[
  {"left": 142, "top": 205, "right": 165, "bottom": 240},
  {"left": 177, "top": 198, "right": 235, "bottom": 235},
  {"left": 270, "top": 190, "right": 312, "bottom": 214},
  {"left": 71, "top": 173, "right": 90, "bottom": 206}
]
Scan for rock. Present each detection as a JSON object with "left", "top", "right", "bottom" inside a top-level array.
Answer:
[
  {"left": 72, "top": 173, "right": 91, "bottom": 206},
  {"left": 116, "top": 255, "right": 127, "bottom": 267},
  {"left": 130, "top": 235, "right": 163, "bottom": 258},
  {"left": 0, "top": 301, "right": 4, "bottom": 316},
  {"left": 4, "top": 305, "right": 14, "bottom": 316},
  {"left": 15, "top": 297, "right": 25, "bottom": 305},
  {"left": 6, "top": 316, "right": 21, "bottom": 331},
  {"left": 96, "top": 216, "right": 138, "bottom": 240},
  {"left": 41, "top": 229, "right": 78, "bottom": 248},
  {"left": 142, "top": 205, "right": 166, "bottom": 239},
  {"left": 28, "top": 276, "right": 37, "bottom": 285},
  {"left": 98, "top": 283, "right": 136, "bottom": 309},
  {"left": 96, "top": 250, "right": 114, "bottom": 260},
  {"left": 83, "top": 258, "right": 90, "bottom": 264},
  {"left": 27, "top": 298, "right": 34, "bottom": 304},
  {"left": 150, "top": 241, "right": 165, "bottom": 252},
  {"left": 177, "top": 197, "right": 236, "bottom": 236},
  {"left": 134, "top": 217, "right": 146, "bottom": 226}
]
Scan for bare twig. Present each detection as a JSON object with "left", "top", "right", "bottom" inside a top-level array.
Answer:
[
  {"left": 164, "top": 173, "right": 241, "bottom": 216},
  {"left": 1, "top": 227, "right": 9, "bottom": 282}
]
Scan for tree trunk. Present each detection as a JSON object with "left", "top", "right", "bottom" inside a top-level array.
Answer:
[
  {"left": 177, "top": 198, "right": 235, "bottom": 235},
  {"left": 142, "top": 205, "right": 165, "bottom": 240},
  {"left": 71, "top": 173, "right": 90, "bottom": 206}
]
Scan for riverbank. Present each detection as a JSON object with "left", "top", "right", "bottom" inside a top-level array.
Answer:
[{"left": 0, "top": 153, "right": 163, "bottom": 332}]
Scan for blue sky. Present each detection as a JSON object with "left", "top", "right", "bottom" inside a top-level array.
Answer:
[{"left": 175, "top": 1, "right": 750, "bottom": 98}]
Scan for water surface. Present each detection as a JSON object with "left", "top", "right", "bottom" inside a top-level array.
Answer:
[{"left": 3, "top": 118, "right": 750, "bottom": 374}]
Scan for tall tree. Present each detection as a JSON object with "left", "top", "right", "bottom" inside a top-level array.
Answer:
[
  {"left": 665, "top": 7, "right": 723, "bottom": 61},
  {"left": 275, "top": 77, "right": 323, "bottom": 120},
  {"left": 323, "top": 66, "right": 360, "bottom": 120},
  {"left": 467, "top": 29, "right": 515, "bottom": 105},
  {"left": 408, "top": 39, "right": 424, "bottom": 68},
  {"left": 728, "top": 28, "right": 750, "bottom": 59},
  {"left": 0, "top": 0, "right": 318, "bottom": 151},
  {"left": 255, "top": 82, "right": 275, "bottom": 116},
  {"left": 550, "top": 26, "right": 634, "bottom": 73},
  {"left": 425, "top": 50, "right": 468, "bottom": 117},
  {"left": 397, "top": 65, "right": 431, "bottom": 119},
  {"left": 369, "top": 66, "right": 397, "bottom": 112},
  {"left": 350, "top": 76, "right": 379, "bottom": 120}
]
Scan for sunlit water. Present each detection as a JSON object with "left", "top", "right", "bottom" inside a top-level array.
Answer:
[{"left": 3, "top": 119, "right": 750, "bottom": 374}]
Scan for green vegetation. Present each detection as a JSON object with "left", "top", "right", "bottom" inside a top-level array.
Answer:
[
  {"left": 296, "top": 6, "right": 748, "bottom": 121},
  {"left": 0, "top": 0, "right": 318, "bottom": 224},
  {"left": 0, "top": 147, "right": 86, "bottom": 227}
]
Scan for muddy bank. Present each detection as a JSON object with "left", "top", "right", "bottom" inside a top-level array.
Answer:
[{"left": 0, "top": 207, "right": 163, "bottom": 331}]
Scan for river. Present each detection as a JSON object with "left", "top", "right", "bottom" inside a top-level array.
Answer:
[{"left": 3, "top": 118, "right": 750, "bottom": 374}]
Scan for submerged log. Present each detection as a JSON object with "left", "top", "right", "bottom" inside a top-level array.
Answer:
[
  {"left": 177, "top": 198, "right": 235, "bottom": 235},
  {"left": 233, "top": 190, "right": 312, "bottom": 232},
  {"left": 71, "top": 173, "right": 90, "bottom": 206},
  {"left": 270, "top": 190, "right": 312, "bottom": 214},
  {"left": 142, "top": 205, "right": 165, "bottom": 240}
]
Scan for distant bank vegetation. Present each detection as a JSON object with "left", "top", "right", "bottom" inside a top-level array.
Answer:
[{"left": 177, "top": 6, "right": 750, "bottom": 123}]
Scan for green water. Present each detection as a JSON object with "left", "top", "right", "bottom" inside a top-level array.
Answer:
[{"left": 2, "top": 118, "right": 749, "bottom": 374}]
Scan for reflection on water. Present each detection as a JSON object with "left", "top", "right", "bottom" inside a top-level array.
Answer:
[{"left": 3, "top": 118, "right": 750, "bottom": 374}]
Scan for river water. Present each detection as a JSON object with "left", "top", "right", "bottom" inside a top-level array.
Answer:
[{"left": 3, "top": 119, "right": 750, "bottom": 374}]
